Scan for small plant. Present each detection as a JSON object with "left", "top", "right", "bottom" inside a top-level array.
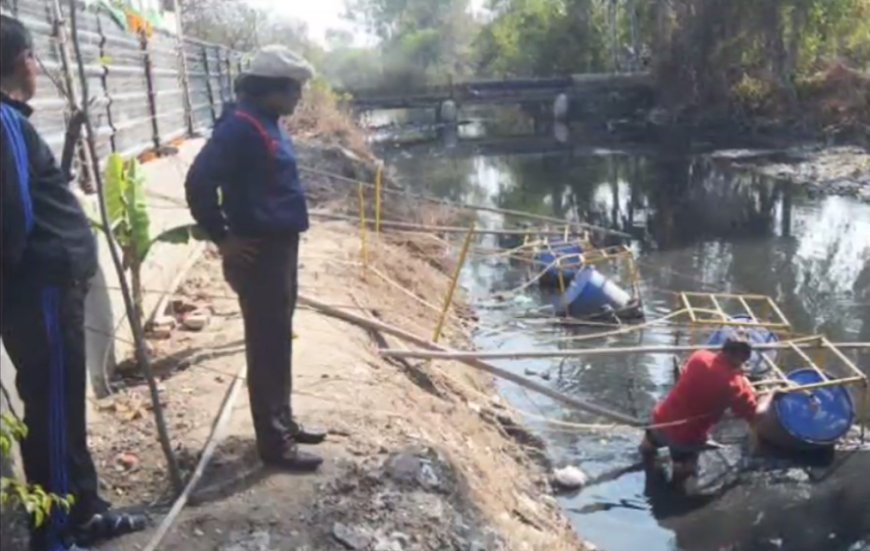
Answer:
[
  {"left": 100, "top": 153, "right": 204, "bottom": 324},
  {"left": 0, "top": 413, "right": 74, "bottom": 528}
]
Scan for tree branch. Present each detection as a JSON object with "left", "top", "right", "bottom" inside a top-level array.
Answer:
[{"left": 63, "top": 0, "right": 183, "bottom": 493}]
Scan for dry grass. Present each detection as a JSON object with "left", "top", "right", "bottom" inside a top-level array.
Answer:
[
  {"left": 286, "top": 78, "right": 371, "bottom": 159},
  {"left": 797, "top": 63, "right": 870, "bottom": 130}
]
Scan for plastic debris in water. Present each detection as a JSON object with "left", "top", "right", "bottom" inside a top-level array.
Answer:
[
  {"left": 552, "top": 465, "right": 589, "bottom": 490},
  {"left": 512, "top": 295, "right": 534, "bottom": 307}
]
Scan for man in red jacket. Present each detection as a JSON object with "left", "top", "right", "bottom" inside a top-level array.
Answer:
[{"left": 641, "top": 338, "right": 762, "bottom": 486}]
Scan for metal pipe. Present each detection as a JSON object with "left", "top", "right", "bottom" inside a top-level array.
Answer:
[{"left": 380, "top": 342, "right": 870, "bottom": 361}]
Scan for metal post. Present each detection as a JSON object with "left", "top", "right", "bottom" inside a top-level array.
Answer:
[
  {"left": 433, "top": 224, "right": 475, "bottom": 343},
  {"left": 140, "top": 32, "right": 161, "bottom": 150},
  {"left": 223, "top": 49, "right": 233, "bottom": 103},
  {"left": 201, "top": 46, "right": 217, "bottom": 123},
  {"left": 171, "top": 0, "right": 194, "bottom": 136}
]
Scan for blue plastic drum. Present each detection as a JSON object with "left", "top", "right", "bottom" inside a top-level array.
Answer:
[
  {"left": 706, "top": 315, "right": 779, "bottom": 377},
  {"left": 768, "top": 369, "right": 856, "bottom": 448},
  {"left": 533, "top": 241, "right": 584, "bottom": 286},
  {"left": 558, "top": 266, "right": 631, "bottom": 317}
]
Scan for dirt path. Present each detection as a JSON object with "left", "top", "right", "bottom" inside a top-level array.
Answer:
[{"left": 91, "top": 222, "right": 584, "bottom": 550}]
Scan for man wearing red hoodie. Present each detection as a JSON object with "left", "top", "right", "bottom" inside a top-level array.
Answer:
[{"left": 641, "top": 338, "right": 763, "bottom": 486}]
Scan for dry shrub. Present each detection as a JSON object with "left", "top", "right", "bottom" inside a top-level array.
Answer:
[
  {"left": 731, "top": 74, "right": 779, "bottom": 116},
  {"left": 797, "top": 63, "right": 870, "bottom": 127},
  {"left": 286, "top": 78, "right": 370, "bottom": 158}
]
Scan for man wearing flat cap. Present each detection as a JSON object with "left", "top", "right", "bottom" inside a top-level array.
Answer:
[{"left": 186, "top": 45, "right": 325, "bottom": 471}]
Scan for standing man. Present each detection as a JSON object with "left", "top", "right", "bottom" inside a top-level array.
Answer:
[
  {"left": 186, "top": 45, "right": 325, "bottom": 471},
  {"left": 1, "top": 15, "right": 144, "bottom": 551},
  {"left": 640, "top": 338, "right": 764, "bottom": 488}
]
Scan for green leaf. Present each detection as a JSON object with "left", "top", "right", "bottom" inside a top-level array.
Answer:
[
  {"left": 104, "top": 153, "right": 127, "bottom": 228},
  {"left": 33, "top": 506, "right": 44, "bottom": 528},
  {"left": 124, "top": 159, "right": 151, "bottom": 262}
]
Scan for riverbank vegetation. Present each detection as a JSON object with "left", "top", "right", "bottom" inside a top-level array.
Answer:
[{"left": 177, "top": 0, "right": 868, "bottom": 134}]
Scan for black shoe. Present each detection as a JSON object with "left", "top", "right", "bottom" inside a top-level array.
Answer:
[
  {"left": 290, "top": 422, "right": 327, "bottom": 445},
  {"left": 73, "top": 510, "right": 147, "bottom": 546},
  {"left": 261, "top": 444, "right": 323, "bottom": 472}
]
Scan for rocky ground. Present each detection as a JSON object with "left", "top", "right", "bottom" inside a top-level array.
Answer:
[
  {"left": 714, "top": 145, "right": 870, "bottom": 202},
  {"left": 86, "top": 221, "right": 583, "bottom": 551}
]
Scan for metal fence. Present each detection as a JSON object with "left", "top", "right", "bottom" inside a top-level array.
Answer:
[{"left": 2, "top": 0, "right": 243, "bottom": 190}]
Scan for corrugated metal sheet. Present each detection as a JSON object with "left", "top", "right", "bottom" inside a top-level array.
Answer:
[
  {"left": 5, "top": 0, "right": 243, "bottom": 188},
  {"left": 149, "top": 30, "right": 186, "bottom": 143},
  {"left": 183, "top": 40, "right": 214, "bottom": 132},
  {"left": 98, "top": 8, "right": 154, "bottom": 159},
  {"left": 13, "top": 0, "right": 69, "bottom": 160}
]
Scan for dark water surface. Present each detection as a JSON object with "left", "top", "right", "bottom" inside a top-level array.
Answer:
[{"left": 377, "top": 117, "right": 870, "bottom": 551}]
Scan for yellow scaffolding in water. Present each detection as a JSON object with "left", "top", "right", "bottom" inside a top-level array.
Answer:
[
  {"left": 678, "top": 291, "right": 791, "bottom": 330},
  {"left": 673, "top": 293, "right": 868, "bottom": 432}
]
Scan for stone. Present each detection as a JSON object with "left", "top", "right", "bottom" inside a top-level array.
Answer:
[
  {"left": 114, "top": 452, "right": 139, "bottom": 471},
  {"left": 418, "top": 460, "right": 441, "bottom": 490},
  {"left": 220, "top": 530, "right": 272, "bottom": 551},
  {"left": 182, "top": 309, "right": 211, "bottom": 331},
  {"left": 386, "top": 453, "right": 421, "bottom": 484},
  {"left": 332, "top": 522, "right": 372, "bottom": 550},
  {"left": 148, "top": 315, "right": 176, "bottom": 339}
]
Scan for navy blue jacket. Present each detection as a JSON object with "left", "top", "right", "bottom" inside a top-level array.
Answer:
[
  {"left": 1, "top": 95, "right": 97, "bottom": 289},
  {"left": 185, "top": 101, "right": 309, "bottom": 242}
]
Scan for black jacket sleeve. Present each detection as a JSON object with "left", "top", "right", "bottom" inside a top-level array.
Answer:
[{"left": 1, "top": 119, "right": 29, "bottom": 277}]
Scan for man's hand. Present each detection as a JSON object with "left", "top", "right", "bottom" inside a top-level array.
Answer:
[{"left": 218, "top": 235, "right": 259, "bottom": 264}]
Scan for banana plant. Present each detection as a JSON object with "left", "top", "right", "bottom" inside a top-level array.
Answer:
[{"left": 99, "top": 153, "right": 205, "bottom": 324}]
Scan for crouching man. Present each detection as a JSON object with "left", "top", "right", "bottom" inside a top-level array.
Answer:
[{"left": 640, "top": 338, "right": 766, "bottom": 488}]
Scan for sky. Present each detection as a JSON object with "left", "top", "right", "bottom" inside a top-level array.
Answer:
[
  {"left": 246, "top": 0, "right": 486, "bottom": 47},
  {"left": 246, "top": 0, "right": 364, "bottom": 46}
]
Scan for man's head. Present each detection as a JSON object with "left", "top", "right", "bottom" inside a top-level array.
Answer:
[
  {"left": 0, "top": 15, "right": 37, "bottom": 101},
  {"left": 721, "top": 336, "right": 752, "bottom": 369},
  {"left": 239, "top": 45, "right": 314, "bottom": 116}
]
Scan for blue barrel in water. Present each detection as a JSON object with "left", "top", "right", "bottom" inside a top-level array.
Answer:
[
  {"left": 534, "top": 241, "right": 584, "bottom": 287},
  {"left": 757, "top": 369, "right": 856, "bottom": 450},
  {"left": 557, "top": 266, "right": 631, "bottom": 318},
  {"left": 706, "top": 315, "right": 779, "bottom": 378}
]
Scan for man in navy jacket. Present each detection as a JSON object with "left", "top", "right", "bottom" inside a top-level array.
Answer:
[{"left": 186, "top": 46, "right": 325, "bottom": 472}]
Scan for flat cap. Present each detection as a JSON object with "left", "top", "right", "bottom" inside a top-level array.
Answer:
[{"left": 244, "top": 45, "right": 315, "bottom": 82}]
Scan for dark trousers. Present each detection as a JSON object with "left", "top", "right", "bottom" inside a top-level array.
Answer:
[
  {"left": 223, "top": 234, "right": 299, "bottom": 457},
  {"left": 1, "top": 280, "right": 108, "bottom": 550}
]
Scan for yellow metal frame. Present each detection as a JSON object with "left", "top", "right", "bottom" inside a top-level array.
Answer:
[
  {"left": 678, "top": 291, "right": 791, "bottom": 330},
  {"left": 581, "top": 244, "right": 641, "bottom": 300},
  {"left": 747, "top": 336, "right": 868, "bottom": 405},
  {"left": 433, "top": 223, "right": 475, "bottom": 343}
]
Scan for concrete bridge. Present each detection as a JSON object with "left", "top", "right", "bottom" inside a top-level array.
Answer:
[{"left": 344, "top": 73, "right": 655, "bottom": 122}]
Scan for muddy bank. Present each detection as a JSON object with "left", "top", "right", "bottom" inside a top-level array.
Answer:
[
  {"left": 83, "top": 141, "right": 583, "bottom": 550},
  {"left": 709, "top": 145, "right": 870, "bottom": 202}
]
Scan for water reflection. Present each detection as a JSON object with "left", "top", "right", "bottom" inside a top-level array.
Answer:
[
  {"left": 386, "top": 137, "right": 870, "bottom": 551},
  {"left": 390, "top": 147, "right": 870, "bottom": 345}
]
